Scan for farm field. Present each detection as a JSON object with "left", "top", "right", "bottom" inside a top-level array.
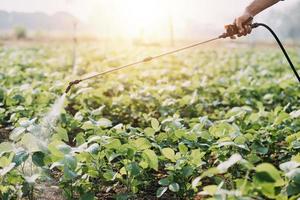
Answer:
[{"left": 0, "top": 43, "right": 300, "bottom": 200}]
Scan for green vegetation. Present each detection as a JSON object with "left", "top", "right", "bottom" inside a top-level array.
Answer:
[
  {"left": 14, "top": 26, "right": 27, "bottom": 39},
  {"left": 0, "top": 44, "right": 299, "bottom": 199}
]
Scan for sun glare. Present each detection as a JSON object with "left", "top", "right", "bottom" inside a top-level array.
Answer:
[
  {"left": 90, "top": 0, "right": 173, "bottom": 39},
  {"left": 119, "top": 0, "right": 169, "bottom": 38}
]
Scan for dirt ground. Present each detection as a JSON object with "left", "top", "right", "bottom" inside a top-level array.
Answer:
[{"left": 35, "top": 182, "right": 64, "bottom": 200}]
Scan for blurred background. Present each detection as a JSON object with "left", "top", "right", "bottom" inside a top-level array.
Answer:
[{"left": 0, "top": 0, "right": 299, "bottom": 45}]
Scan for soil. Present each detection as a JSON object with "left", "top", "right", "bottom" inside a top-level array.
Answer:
[
  {"left": 35, "top": 182, "right": 64, "bottom": 200},
  {"left": 0, "top": 127, "right": 11, "bottom": 142}
]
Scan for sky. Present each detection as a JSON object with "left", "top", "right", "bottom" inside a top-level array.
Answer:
[
  {"left": 0, "top": 0, "right": 295, "bottom": 39},
  {"left": 0, "top": 0, "right": 257, "bottom": 22}
]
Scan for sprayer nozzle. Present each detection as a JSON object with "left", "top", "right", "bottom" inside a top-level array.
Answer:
[{"left": 65, "top": 79, "right": 82, "bottom": 94}]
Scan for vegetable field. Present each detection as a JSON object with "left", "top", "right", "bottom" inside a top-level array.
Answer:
[{"left": 0, "top": 44, "right": 300, "bottom": 200}]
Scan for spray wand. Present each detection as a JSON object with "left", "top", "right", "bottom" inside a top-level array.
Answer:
[{"left": 65, "top": 19, "right": 300, "bottom": 94}]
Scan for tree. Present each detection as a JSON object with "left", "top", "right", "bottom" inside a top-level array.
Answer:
[{"left": 14, "top": 26, "right": 27, "bottom": 39}]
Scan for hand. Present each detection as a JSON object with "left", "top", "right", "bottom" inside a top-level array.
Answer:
[{"left": 233, "top": 11, "right": 253, "bottom": 38}]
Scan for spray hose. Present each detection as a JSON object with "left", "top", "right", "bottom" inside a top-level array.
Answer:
[
  {"left": 65, "top": 22, "right": 300, "bottom": 94},
  {"left": 251, "top": 23, "right": 300, "bottom": 82}
]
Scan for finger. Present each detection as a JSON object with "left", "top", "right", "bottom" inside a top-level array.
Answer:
[
  {"left": 236, "top": 19, "right": 244, "bottom": 34},
  {"left": 245, "top": 25, "right": 251, "bottom": 34},
  {"left": 233, "top": 18, "right": 237, "bottom": 25},
  {"left": 248, "top": 27, "right": 252, "bottom": 34},
  {"left": 242, "top": 26, "right": 248, "bottom": 36},
  {"left": 242, "top": 24, "right": 251, "bottom": 35},
  {"left": 246, "top": 25, "right": 252, "bottom": 34}
]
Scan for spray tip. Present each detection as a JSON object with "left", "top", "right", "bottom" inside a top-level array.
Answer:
[{"left": 65, "top": 79, "right": 82, "bottom": 94}]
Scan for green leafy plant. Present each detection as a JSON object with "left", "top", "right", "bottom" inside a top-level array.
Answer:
[{"left": 0, "top": 46, "right": 300, "bottom": 199}]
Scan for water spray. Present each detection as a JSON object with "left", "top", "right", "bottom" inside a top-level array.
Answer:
[{"left": 65, "top": 19, "right": 300, "bottom": 94}]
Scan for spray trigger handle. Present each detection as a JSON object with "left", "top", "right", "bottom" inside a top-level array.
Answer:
[{"left": 219, "top": 17, "right": 253, "bottom": 38}]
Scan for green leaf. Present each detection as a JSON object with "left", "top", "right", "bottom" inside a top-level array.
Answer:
[
  {"left": 103, "top": 171, "right": 117, "bottom": 181},
  {"left": 48, "top": 140, "right": 65, "bottom": 158},
  {"left": 144, "top": 127, "right": 155, "bottom": 137},
  {"left": 0, "top": 156, "right": 12, "bottom": 168},
  {"left": 0, "top": 163, "right": 16, "bottom": 176},
  {"left": 19, "top": 118, "right": 36, "bottom": 128},
  {"left": 81, "top": 121, "right": 94, "bottom": 130},
  {"left": 178, "top": 143, "right": 188, "bottom": 154},
  {"left": 20, "top": 133, "right": 42, "bottom": 152},
  {"left": 104, "top": 139, "right": 121, "bottom": 149},
  {"left": 292, "top": 154, "right": 300, "bottom": 162},
  {"left": 290, "top": 109, "right": 300, "bottom": 118},
  {"left": 217, "top": 154, "right": 242, "bottom": 173},
  {"left": 279, "top": 161, "right": 300, "bottom": 174},
  {"left": 156, "top": 187, "right": 168, "bottom": 198},
  {"left": 97, "top": 118, "right": 112, "bottom": 128},
  {"left": 190, "top": 149, "right": 205, "bottom": 166},
  {"left": 58, "top": 144, "right": 72, "bottom": 154},
  {"left": 192, "top": 176, "right": 201, "bottom": 188},
  {"left": 75, "top": 132, "right": 85, "bottom": 145},
  {"left": 151, "top": 118, "right": 160, "bottom": 131},
  {"left": 161, "top": 148, "right": 175, "bottom": 162},
  {"left": 127, "top": 162, "right": 140, "bottom": 176},
  {"left": 85, "top": 143, "right": 100, "bottom": 154},
  {"left": 74, "top": 112, "right": 84, "bottom": 121},
  {"left": 159, "top": 178, "right": 171, "bottom": 186},
  {"left": 131, "top": 138, "right": 151, "bottom": 150},
  {"left": 91, "top": 105, "right": 105, "bottom": 116},
  {"left": 0, "top": 142, "right": 14, "bottom": 156},
  {"left": 286, "top": 132, "right": 300, "bottom": 144},
  {"left": 254, "top": 171, "right": 276, "bottom": 183},
  {"left": 200, "top": 167, "right": 220, "bottom": 179},
  {"left": 255, "top": 163, "right": 284, "bottom": 186},
  {"left": 287, "top": 182, "right": 300, "bottom": 196},
  {"left": 54, "top": 126, "right": 69, "bottom": 142},
  {"left": 114, "top": 193, "right": 130, "bottom": 200},
  {"left": 9, "top": 127, "right": 26, "bottom": 141},
  {"left": 225, "top": 107, "right": 250, "bottom": 119},
  {"left": 274, "top": 112, "right": 290, "bottom": 125},
  {"left": 12, "top": 150, "right": 29, "bottom": 167},
  {"left": 209, "top": 122, "right": 239, "bottom": 138},
  {"left": 80, "top": 192, "right": 95, "bottom": 200},
  {"left": 83, "top": 118, "right": 112, "bottom": 129},
  {"left": 293, "top": 172, "right": 300, "bottom": 184},
  {"left": 251, "top": 143, "right": 269, "bottom": 155},
  {"left": 169, "top": 183, "right": 179, "bottom": 192},
  {"left": 50, "top": 161, "right": 63, "bottom": 170},
  {"left": 63, "top": 166, "right": 77, "bottom": 180},
  {"left": 142, "top": 149, "right": 158, "bottom": 171},
  {"left": 32, "top": 151, "right": 45, "bottom": 167},
  {"left": 218, "top": 141, "right": 249, "bottom": 151},
  {"left": 174, "top": 130, "right": 186, "bottom": 139},
  {"left": 182, "top": 166, "right": 193, "bottom": 177},
  {"left": 201, "top": 185, "right": 218, "bottom": 196},
  {"left": 64, "top": 155, "right": 77, "bottom": 170},
  {"left": 259, "top": 183, "right": 276, "bottom": 198}
]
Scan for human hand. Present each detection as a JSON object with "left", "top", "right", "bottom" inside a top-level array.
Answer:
[{"left": 233, "top": 11, "right": 253, "bottom": 38}]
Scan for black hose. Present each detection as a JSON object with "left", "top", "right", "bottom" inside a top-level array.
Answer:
[{"left": 252, "top": 23, "right": 300, "bottom": 83}]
